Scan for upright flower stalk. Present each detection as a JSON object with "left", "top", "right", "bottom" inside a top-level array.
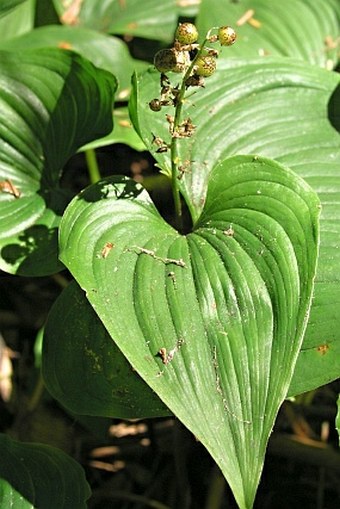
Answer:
[{"left": 150, "top": 23, "right": 237, "bottom": 230}]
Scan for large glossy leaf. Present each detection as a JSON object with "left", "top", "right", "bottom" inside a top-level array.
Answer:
[
  {"left": 0, "top": 434, "right": 90, "bottom": 508},
  {"left": 53, "top": 0, "right": 179, "bottom": 42},
  {"left": 0, "top": 0, "right": 35, "bottom": 43},
  {"left": 0, "top": 25, "right": 147, "bottom": 154},
  {"left": 197, "top": 0, "right": 340, "bottom": 69},
  {"left": 59, "top": 156, "right": 320, "bottom": 508},
  {"left": 0, "top": 25, "right": 147, "bottom": 100},
  {"left": 130, "top": 59, "right": 340, "bottom": 394},
  {"left": 0, "top": 48, "right": 116, "bottom": 276},
  {"left": 42, "top": 280, "right": 170, "bottom": 418}
]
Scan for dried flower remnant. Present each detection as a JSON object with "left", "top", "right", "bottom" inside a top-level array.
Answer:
[
  {"left": 157, "top": 338, "right": 185, "bottom": 365},
  {"left": 158, "top": 347, "right": 170, "bottom": 365},
  {"left": 236, "top": 9, "right": 261, "bottom": 28},
  {"left": 0, "top": 179, "right": 21, "bottom": 198},
  {"left": 223, "top": 227, "right": 234, "bottom": 237},
  {"left": 101, "top": 242, "right": 114, "bottom": 259}
]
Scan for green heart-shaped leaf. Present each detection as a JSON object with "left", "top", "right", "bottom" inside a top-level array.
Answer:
[
  {"left": 43, "top": 280, "right": 170, "bottom": 418},
  {"left": 59, "top": 155, "right": 320, "bottom": 508},
  {"left": 0, "top": 48, "right": 116, "bottom": 276},
  {"left": 130, "top": 59, "right": 340, "bottom": 393},
  {"left": 197, "top": 0, "right": 340, "bottom": 69},
  {"left": 0, "top": 433, "right": 90, "bottom": 508}
]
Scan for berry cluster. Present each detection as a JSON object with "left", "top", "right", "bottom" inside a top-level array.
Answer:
[
  {"left": 149, "top": 22, "right": 236, "bottom": 164},
  {"left": 152, "top": 23, "right": 236, "bottom": 94}
]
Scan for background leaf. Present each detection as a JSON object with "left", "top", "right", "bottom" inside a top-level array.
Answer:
[
  {"left": 59, "top": 156, "right": 319, "bottom": 508},
  {"left": 197, "top": 0, "right": 340, "bottom": 69},
  {"left": 80, "top": 107, "right": 146, "bottom": 152},
  {"left": 130, "top": 60, "right": 340, "bottom": 394},
  {"left": 52, "top": 0, "right": 180, "bottom": 43},
  {"left": 0, "top": 433, "right": 90, "bottom": 508},
  {"left": 43, "top": 280, "right": 170, "bottom": 418},
  {"left": 0, "top": 48, "right": 116, "bottom": 276},
  {"left": 0, "top": 0, "right": 27, "bottom": 18},
  {"left": 0, "top": 25, "right": 147, "bottom": 101},
  {"left": 0, "top": 0, "right": 35, "bottom": 43},
  {"left": 0, "top": 26, "right": 147, "bottom": 151}
]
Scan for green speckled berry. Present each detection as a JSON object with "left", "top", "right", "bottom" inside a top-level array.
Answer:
[
  {"left": 149, "top": 99, "right": 162, "bottom": 112},
  {"left": 175, "top": 22, "right": 199, "bottom": 45},
  {"left": 194, "top": 55, "right": 217, "bottom": 77},
  {"left": 218, "top": 26, "right": 237, "bottom": 46},
  {"left": 154, "top": 48, "right": 189, "bottom": 73},
  {"left": 154, "top": 49, "right": 178, "bottom": 73}
]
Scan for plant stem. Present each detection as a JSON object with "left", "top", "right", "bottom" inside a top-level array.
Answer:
[
  {"left": 170, "top": 37, "right": 209, "bottom": 230},
  {"left": 173, "top": 421, "right": 191, "bottom": 508},
  {"left": 204, "top": 466, "right": 226, "bottom": 509},
  {"left": 27, "top": 372, "right": 45, "bottom": 412},
  {"left": 85, "top": 148, "right": 101, "bottom": 184}
]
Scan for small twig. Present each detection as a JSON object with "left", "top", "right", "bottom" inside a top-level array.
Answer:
[
  {"left": 0, "top": 179, "right": 21, "bottom": 198},
  {"left": 127, "top": 246, "right": 186, "bottom": 267},
  {"left": 27, "top": 373, "right": 45, "bottom": 413},
  {"left": 237, "top": 9, "right": 261, "bottom": 28}
]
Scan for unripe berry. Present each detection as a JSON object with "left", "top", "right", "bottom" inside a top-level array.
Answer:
[
  {"left": 154, "top": 48, "right": 190, "bottom": 74},
  {"left": 194, "top": 55, "right": 217, "bottom": 77},
  {"left": 175, "top": 22, "right": 199, "bottom": 45},
  {"left": 218, "top": 26, "right": 237, "bottom": 46},
  {"left": 154, "top": 48, "right": 178, "bottom": 73},
  {"left": 149, "top": 99, "right": 162, "bottom": 112}
]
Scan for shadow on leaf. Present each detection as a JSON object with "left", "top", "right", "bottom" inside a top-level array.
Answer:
[
  {"left": 79, "top": 176, "right": 145, "bottom": 203},
  {"left": 1, "top": 225, "right": 60, "bottom": 276},
  {"left": 0, "top": 49, "right": 115, "bottom": 275},
  {"left": 328, "top": 82, "right": 340, "bottom": 134}
]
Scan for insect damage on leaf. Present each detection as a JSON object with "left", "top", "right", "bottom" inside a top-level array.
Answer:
[
  {"left": 157, "top": 338, "right": 185, "bottom": 366},
  {"left": 100, "top": 242, "right": 115, "bottom": 259},
  {"left": 317, "top": 344, "right": 330, "bottom": 355}
]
